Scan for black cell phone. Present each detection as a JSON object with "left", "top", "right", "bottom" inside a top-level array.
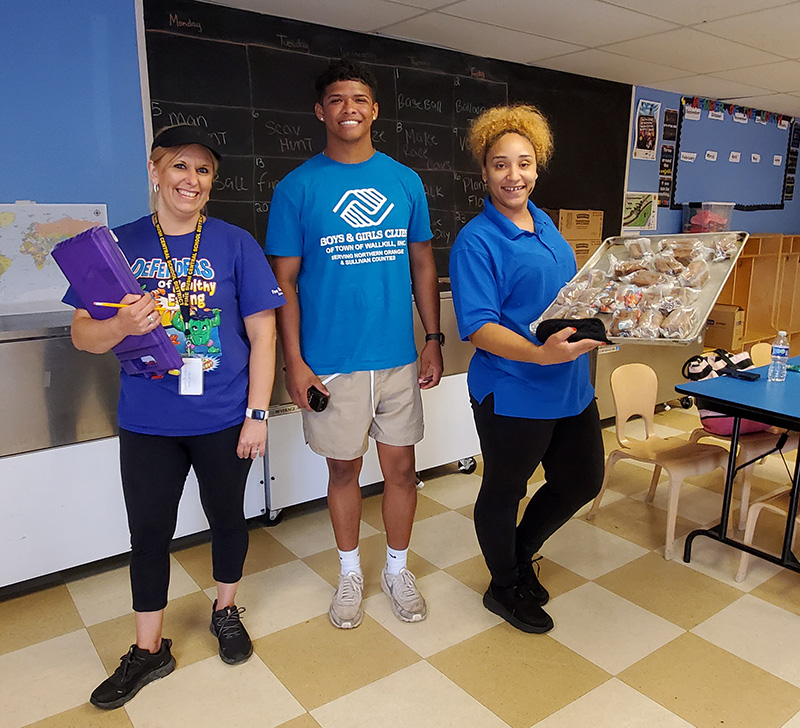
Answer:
[{"left": 307, "top": 385, "right": 329, "bottom": 412}]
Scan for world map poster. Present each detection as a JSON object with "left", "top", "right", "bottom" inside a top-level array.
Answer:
[{"left": 0, "top": 203, "right": 107, "bottom": 315}]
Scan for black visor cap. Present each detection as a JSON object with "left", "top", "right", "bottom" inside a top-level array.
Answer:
[{"left": 151, "top": 125, "right": 222, "bottom": 161}]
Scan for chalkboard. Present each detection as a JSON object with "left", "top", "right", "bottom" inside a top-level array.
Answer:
[
  {"left": 674, "top": 97, "right": 792, "bottom": 210},
  {"left": 143, "top": 0, "right": 631, "bottom": 277}
]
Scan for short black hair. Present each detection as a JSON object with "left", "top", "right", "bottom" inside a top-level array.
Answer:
[{"left": 315, "top": 58, "right": 378, "bottom": 103}]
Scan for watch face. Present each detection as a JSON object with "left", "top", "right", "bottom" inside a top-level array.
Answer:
[{"left": 248, "top": 409, "right": 267, "bottom": 421}]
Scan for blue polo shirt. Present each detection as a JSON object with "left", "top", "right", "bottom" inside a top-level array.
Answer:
[{"left": 450, "top": 197, "right": 594, "bottom": 419}]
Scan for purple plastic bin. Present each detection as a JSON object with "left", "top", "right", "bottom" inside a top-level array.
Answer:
[{"left": 52, "top": 226, "right": 183, "bottom": 377}]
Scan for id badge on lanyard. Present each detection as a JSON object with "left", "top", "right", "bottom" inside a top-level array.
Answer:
[
  {"left": 154, "top": 214, "right": 205, "bottom": 397},
  {"left": 179, "top": 356, "right": 204, "bottom": 395}
]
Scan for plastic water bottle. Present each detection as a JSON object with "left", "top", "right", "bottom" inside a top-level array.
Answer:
[{"left": 768, "top": 330, "right": 790, "bottom": 382}]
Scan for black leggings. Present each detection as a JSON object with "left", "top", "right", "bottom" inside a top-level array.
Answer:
[
  {"left": 119, "top": 425, "right": 253, "bottom": 612},
  {"left": 471, "top": 394, "right": 604, "bottom": 587}
]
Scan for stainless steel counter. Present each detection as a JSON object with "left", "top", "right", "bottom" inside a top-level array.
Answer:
[{"left": 0, "top": 312, "right": 120, "bottom": 458}]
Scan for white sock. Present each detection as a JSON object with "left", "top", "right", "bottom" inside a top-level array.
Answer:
[
  {"left": 386, "top": 545, "right": 408, "bottom": 575},
  {"left": 338, "top": 547, "right": 361, "bottom": 576}
]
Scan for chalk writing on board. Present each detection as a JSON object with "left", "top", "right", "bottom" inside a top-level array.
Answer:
[
  {"left": 168, "top": 13, "right": 202, "bottom": 33},
  {"left": 277, "top": 34, "right": 309, "bottom": 52}
]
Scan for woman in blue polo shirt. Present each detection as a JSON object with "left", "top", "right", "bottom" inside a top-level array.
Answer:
[{"left": 450, "top": 105, "right": 604, "bottom": 634}]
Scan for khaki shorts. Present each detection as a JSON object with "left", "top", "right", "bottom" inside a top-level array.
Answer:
[{"left": 302, "top": 363, "right": 424, "bottom": 460}]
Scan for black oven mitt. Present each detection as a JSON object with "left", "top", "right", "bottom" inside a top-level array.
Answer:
[{"left": 535, "top": 318, "right": 610, "bottom": 345}]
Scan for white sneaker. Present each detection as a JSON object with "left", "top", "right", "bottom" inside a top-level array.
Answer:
[
  {"left": 329, "top": 571, "right": 364, "bottom": 629},
  {"left": 381, "top": 568, "right": 427, "bottom": 622}
]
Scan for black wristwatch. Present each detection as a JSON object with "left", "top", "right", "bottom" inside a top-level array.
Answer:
[
  {"left": 425, "top": 332, "right": 445, "bottom": 345},
  {"left": 245, "top": 408, "right": 268, "bottom": 421}
]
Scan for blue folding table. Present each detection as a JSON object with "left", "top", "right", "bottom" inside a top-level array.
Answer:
[{"left": 675, "top": 357, "right": 800, "bottom": 572}]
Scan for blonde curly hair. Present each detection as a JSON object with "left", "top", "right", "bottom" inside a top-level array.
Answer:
[{"left": 468, "top": 104, "right": 553, "bottom": 167}]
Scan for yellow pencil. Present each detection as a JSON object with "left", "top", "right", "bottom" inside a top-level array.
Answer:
[{"left": 92, "top": 301, "right": 174, "bottom": 312}]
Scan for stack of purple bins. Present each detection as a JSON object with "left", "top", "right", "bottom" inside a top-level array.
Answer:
[{"left": 52, "top": 226, "right": 183, "bottom": 377}]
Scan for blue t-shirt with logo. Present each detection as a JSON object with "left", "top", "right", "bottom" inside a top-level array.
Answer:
[
  {"left": 63, "top": 215, "right": 286, "bottom": 436},
  {"left": 265, "top": 151, "right": 432, "bottom": 375},
  {"left": 450, "top": 197, "right": 594, "bottom": 420}
]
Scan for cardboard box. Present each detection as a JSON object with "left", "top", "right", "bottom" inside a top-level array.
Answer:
[
  {"left": 545, "top": 209, "right": 604, "bottom": 240},
  {"left": 570, "top": 239, "right": 602, "bottom": 268},
  {"left": 704, "top": 304, "right": 744, "bottom": 350}
]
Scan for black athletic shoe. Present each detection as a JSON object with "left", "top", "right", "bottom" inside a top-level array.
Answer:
[
  {"left": 518, "top": 556, "right": 550, "bottom": 606},
  {"left": 210, "top": 600, "right": 253, "bottom": 665},
  {"left": 483, "top": 581, "right": 554, "bottom": 633},
  {"left": 90, "top": 639, "right": 175, "bottom": 710}
]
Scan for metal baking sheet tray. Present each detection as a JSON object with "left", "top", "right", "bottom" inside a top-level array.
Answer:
[{"left": 533, "top": 231, "right": 749, "bottom": 345}]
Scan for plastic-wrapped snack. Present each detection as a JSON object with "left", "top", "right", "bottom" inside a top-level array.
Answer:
[
  {"left": 576, "top": 268, "right": 609, "bottom": 288},
  {"left": 626, "top": 269, "right": 669, "bottom": 287},
  {"left": 640, "top": 284, "right": 665, "bottom": 308},
  {"left": 555, "top": 279, "right": 589, "bottom": 304},
  {"left": 546, "top": 303, "right": 571, "bottom": 319},
  {"left": 658, "top": 235, "right": 701, "bottom": 249},
  {"left": 659, "top": 307, "right": 694, "bottom": 339},
  {"left": 679, "top": 259, "right": 710, "bottom": 288},
  {"left": 624, "top": 237, "right": 653, "bottom": 259},
  {"left": 613, "top": 258, "right": 649, "bottom": 279},
  {"left": 658, "top": 286, "right": 700, "bottom": 315},
  {"left": 713, "top": 234, "right": 739, "bottom": 261},
  {"left": 667, "top": 241, "right": 704, "bottom": 266},
  {"left": 632, "top": 308, "right": 664, "bottom": 338},
  {"left": 652, "top": 252, "right": 685, "bottom": 276},
  {"left": 575, "top": 287, "right": 603, "bottom": 306},
  {"left": 566, "top": 303, "right": 599, "bottom": 319},
  {"left": 614, "top": 283, "right": 643, "bottom": 310},
  {"left": 659, "top": 285, "right": 699, "bottom": 314},
  {"left": 594, "top": 281, "right": 619, "bottom": 313},
  {"left": 609, "top": 308, "right": 641, "bottom": 337}
]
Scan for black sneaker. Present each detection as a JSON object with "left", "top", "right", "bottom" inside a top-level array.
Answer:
[
  {"left": 210, "top": 600, "right": 253, "bottom": 665},
  {"left": 90, "top": 638, "right": 175, "bottom": 710},
  {"left": 483, "top": 581, "right": 554, "bottom": 634},
  {"left": 518, "top": 555, "right": 550, "bottom": 606}
]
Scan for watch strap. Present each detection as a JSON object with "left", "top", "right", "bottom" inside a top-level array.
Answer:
[
  {"left": 245, "top": 408, "right": 268, "bottom": 421},
  {"left": 425, "top": 332, "right": 445, "bottom": 345}
]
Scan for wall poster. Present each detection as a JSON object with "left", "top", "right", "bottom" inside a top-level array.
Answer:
[{"left": 633, "top": 100, "right": 661, "bottom": 161}]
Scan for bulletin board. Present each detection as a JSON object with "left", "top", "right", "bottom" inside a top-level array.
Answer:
[
  {"left": 142, "top": 0, "right": 632, "bottom": 278},
  {"left": 673, "top": 97, "right": 793, "bottom": 210}
]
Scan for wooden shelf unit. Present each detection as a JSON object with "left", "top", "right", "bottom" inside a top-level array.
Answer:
[
  {"left": 778, "top": 235, "right": 800, "bottom": 354},
  {"left": 716, "top": 234, "right": 782, "bottom": 348}
]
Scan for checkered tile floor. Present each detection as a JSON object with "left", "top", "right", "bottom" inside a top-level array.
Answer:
[{"left": 2, "top": 406, "right": 800, "bottom": 728}]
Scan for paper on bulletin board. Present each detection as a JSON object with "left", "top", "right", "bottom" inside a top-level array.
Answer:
[
  {"left": 622, "top": 192, "right": 658, "bottom": 230},
  {"left": 634, "top": 100, "right": 661, "bottom": 160},
  {"left": 0, "top": 202, "right": 107, "bottom": 316}
]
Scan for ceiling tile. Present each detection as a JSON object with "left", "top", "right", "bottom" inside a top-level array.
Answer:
[
  {"left": 536, "top": 49, "right": 687, "bottom": 85},
  {"left": 606, "top": 0, "right": 792, "bottom": 25},
  {"left": 218, "top": 0, "right": 422, "bottom": 33},
  {"left": 381, "top": 12, "right": 582, "bottom": 64},
  {"left": 439, "top": 0, "right": 678, "bottom": 47},
  {"left": 710, "top": 60, "right": 800, "bottom": 94},
  {"left": 698, "top": 4, "right": 800, "bottom": 59},
  {"left": 604, "top": 27, "right": 784, "bottom": 74},
  {"left": 387, "top": 0, "right": 461, "bottom": 8}
]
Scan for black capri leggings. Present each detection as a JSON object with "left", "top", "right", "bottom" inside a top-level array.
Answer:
[
  {"left": 119, "top": 425, "right": 253, "bottom": 612},
  {"left": 471, "top": 394, "right": 604, "bottom": 587}
]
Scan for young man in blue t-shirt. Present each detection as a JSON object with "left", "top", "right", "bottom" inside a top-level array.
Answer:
[{"left": 266, "top": 59, "right": 443, "bottom": 629}]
